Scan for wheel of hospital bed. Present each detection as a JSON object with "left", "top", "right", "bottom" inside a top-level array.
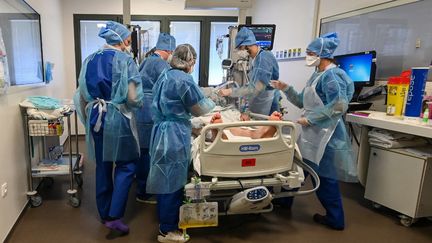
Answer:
[
  {"left": 399, "top": 215, "right": 417, "bottom": 227},
  {"left": 30, "top": 194, "right": 42, "bottom": 208},
  {"left": 69, "top": 195, "right": 81, "bottom": 208}
]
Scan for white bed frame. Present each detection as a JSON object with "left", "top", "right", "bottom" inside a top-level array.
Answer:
[{"left": 184, "top": 120, "right": 320, "bottom": 216}]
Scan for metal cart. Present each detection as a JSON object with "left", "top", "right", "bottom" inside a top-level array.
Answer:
[{"left": 21, "top": 108, "right": 83, "bottom": 208}]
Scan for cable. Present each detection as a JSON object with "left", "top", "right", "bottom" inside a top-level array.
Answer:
[
  {"left": 237, "top": 179, "right": 244, "bottom": 190},
  {"left": 349, "top": 122, "right": 360, "bottom": 146},
  {"left": 272, "top": 158, "right": 321, "bottom": 198}
]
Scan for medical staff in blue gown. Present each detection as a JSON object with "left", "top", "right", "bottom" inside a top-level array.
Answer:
[
  {"left": 147, "top": 44, "right": 215, "bottom": 243},
  {"left": 271, "top": 32, "right": 356, "bottom": 230},
  {"left": 135, "top": 33, "right": 176, "bottom": 203},
  {"left": 73, "top": 21, "right": 143, "bottom": 235},
  {"left": 218, "top": 27, "right": 280, "bottom": 116}
]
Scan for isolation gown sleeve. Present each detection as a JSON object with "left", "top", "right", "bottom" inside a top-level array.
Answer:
[
  {"left": 282, "top": 85, "right": 305, "bottom": 109},
  {"left": 126, "top": 58, "right": 144, "bottom": 108},
  {"left": 73, "top": 89, "right": 87, "bottom": 124},
  {"left": 306, "top": 71, "right": 351, "bottom": 127},
  {"left": 180, "top": 77, "right": 215, "bottom": 117},
  {"left": 231, "top": 51, "right": 277, "bottom": 99}
]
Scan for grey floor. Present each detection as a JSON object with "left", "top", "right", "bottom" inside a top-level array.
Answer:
[{"left": 6, "top": 137, "right": 432, "bottom": 243}]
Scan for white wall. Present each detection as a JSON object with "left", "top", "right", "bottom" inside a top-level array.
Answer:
[
  {"left": 319, "top": 0, "right": 392, "bottom": 19},
  {"left": 0, "top": 0, "right": 67, "bottom": 241},
  {"left": 251, "top": 0, "right": 316, "bottom": 91},
  {"left": 249, "top": 0, "right": 317, "bottom": 120}
]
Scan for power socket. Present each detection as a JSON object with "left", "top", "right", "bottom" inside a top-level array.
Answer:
[{"left": 1, "top": 183, "right": 8, "bottom": 198}]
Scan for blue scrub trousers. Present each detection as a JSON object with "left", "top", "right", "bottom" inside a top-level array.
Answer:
[
  {"left": 136, "top": 148, "right": 151, "bottom": 199},
  {"left": 157, "top": 189, "right": 184, "bottom": 234},
  {"left": 275, "top": 171, "right": 345, "bottom": 229},
  {"left": 92, "top": 129, "right": 136, "bottom": 220}
]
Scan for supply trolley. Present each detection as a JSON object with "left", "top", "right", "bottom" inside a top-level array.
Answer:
[{"left": 21, "top": 108, "right": 83, "bottom": 208}]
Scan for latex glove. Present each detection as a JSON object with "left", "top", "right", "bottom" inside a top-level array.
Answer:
[
  {"left": 240, "top": 113, "right": 251, "bottom": 121},
  {"left": 269, "top": 111, "right": 283, "bottom": 121},
  {"left": 297, "top": 117, "right": 310, "bottom": 126},
  {"left": 218, "top": 88, "right": 232, "bottom": 97},
  {"left": 271, "top": 80, "right": 288, "bottom": 91}
]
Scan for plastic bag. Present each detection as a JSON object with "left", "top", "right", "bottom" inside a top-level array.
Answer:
[{"left": 179, "top": 202, "right": 218, "bottom": 229}]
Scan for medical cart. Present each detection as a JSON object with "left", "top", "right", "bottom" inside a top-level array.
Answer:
[{"left": 21, "top": 109, "right": 82, "bottom": 208}]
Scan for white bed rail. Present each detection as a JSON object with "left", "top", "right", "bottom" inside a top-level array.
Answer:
[{"left": 199, "top": 121, "right": 297, "bottom": 178}]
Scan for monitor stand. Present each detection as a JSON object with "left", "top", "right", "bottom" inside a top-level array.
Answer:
[
  {"left": 351, "top": 86, "right": 363, "bottom": 102},
  {"left": 349, "top": 86, "right": 373, "bottom": 112}
]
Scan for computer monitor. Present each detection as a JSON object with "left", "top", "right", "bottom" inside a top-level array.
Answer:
[
  {"left": 334, "top": 51, "right": 376, "bottom": 87},
  {"left": 334, "top": 51, "right": 377, "bottom": 102},
  {"left": 238, "top": 24, "right": 276, "bottom": 50}
]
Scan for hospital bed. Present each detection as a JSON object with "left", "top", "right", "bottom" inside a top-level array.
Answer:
[{"left": 180, "top": 115, "right": 320, "bottom": 229}]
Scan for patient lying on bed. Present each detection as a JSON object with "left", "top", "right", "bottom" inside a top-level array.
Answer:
[{"left": 209, "top": 111, "right": 283, "bottom": 141}]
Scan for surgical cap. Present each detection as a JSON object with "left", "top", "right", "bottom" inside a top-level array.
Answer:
[
  {"left": 306, "top": 32, "right": 340, "bottom": 58},
  {"left": 170, "top": 44, "right": 197, "bottom": 70},
  {"left": 156, "top": 33, "right": 176, "bottom": 51},
  {"left": 235, "top": 27, "right": 257, "bottom": 48},
  {"left": 98, "top": 21, "right": 131, "bottom": 45}
]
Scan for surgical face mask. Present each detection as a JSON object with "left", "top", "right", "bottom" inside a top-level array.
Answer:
[
  {"left": 306, "top": 55, "right": 320, "bottom": 67},
  {"left": 124, "top": 44, "right": 132, "bottom": 55},
  {"left": 188, "top": 64, "right": 195, "bottom": 74},
  {"left": 167, "top": 54, "right": 173, "bottom": 63}
]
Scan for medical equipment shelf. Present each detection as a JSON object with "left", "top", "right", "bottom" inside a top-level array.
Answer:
[
  {"left": 21, "top": 109, "right": 82, "bottom": 208},
  {"left": 346, "top": 111, "right": 432, "bottom": 226}
]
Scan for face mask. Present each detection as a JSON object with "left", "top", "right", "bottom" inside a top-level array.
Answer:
[
  {"left": 237, "top": 49, "right": 249, "bottom": 59},
  {"left": 124, "top": 44, "right": 132, "bottom": 55},
  {"left": 188, "top": 64, "right": 195, "bottom": 74},
  {"left": 167, "top": 54, "right": 173, "bottom": 63},
  {"left": 306, "top": 55, "right": 320, "bottom": 67}
]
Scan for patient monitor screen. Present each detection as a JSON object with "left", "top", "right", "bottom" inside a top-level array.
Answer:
[{"left": 239, "top": 25, "right": 276, "bottom": 51}]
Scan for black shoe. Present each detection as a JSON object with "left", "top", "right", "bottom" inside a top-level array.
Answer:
[{"left": 313, "top": 214, "right": 344, "bottom": 231}]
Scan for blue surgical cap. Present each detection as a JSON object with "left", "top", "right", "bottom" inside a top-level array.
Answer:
[
  {"left": 235, "top": 27, "right": 257, "bottom": 48},
  {"left": 156, "top": 33, "right": 176, "bottom": 51},
  {"left": 98, "top": 21, "right": 131, "bottom": 45},
  {"left": 306, "top": 32, "right": 340, "bottom": 58}
]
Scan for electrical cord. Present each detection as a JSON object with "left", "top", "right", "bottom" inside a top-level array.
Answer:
[{"left": 349, "top": 122, "right": 360, "bottom": 146}]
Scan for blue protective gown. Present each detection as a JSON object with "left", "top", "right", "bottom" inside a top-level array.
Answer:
[
  {"left": 73, "top": 46, "right": 143, "bottom": 220},
  {"left": 283, "top": 67, "right": 355, "bottom": 181},
  {"left": 279, "top": 66, "right": 355, "bottom": 229},
  {"left": 147, "top": 67, "right": 215, "bottom": 233},
  {"left": 74, "top": 47, "right": 144, "bottom": 163},
  {"left": 231, "top": 49, "right": 280, "bottom": 115},
  {"left": 135, "top": 53, "right": 169, "bottom": 199},
  {"left": 147, "top": 68, "right": 215, "bottom": 194},
  {"left": 136, "top": 53, "right": 170, "bottom": 148}
]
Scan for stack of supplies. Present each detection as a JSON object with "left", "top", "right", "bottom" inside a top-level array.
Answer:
[{"left": 368, "top": 128, "right": 428, "bottom": 149}]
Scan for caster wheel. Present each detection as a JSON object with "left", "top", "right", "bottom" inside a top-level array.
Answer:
[
  {"left": 372, "top": 202, "right": 382, "bottom": 209},
  {"left": 69, "top": 196, "right": 81, "bottom": 208},
  {"left": 400, "top": 216, "right": 417, "bottom": 227},
  {"left": 75, "top": 175, "right": 83, "bottom": 187},
  {"left": 43, "top": 177, "right": 54, "bottom": 188},
  {"left": 30, "top": 195, "right": 42, "bottom": 207}
]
